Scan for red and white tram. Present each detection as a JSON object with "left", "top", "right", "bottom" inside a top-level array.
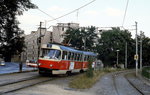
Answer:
[{"left": 38, "top": 44, "right": 97, "bottom": 75}]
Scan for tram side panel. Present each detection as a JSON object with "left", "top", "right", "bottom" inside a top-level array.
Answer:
[
  {"left": 38, "top": 56, "right": 96, "bottom": 74},
  {"left": 38, "top": 60, "right": 83, "bottom": 74}
]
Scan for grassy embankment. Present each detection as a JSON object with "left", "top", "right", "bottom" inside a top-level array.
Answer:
[{"left": 69, "top": 68, "right": 123, "bottom": 89}]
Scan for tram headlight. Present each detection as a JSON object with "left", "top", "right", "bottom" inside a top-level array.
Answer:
[
  {"left": 50, "top": 64, "right": 53, "bottom": 67},
  {"left": 38, "top": 63, "right": 41, "bottom": 66}
]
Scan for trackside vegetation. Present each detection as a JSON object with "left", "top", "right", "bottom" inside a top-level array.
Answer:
[
  {"left": 69, "top": 68, "right": 123, "bottom": 89},
  {"left": 86, "top": 60, "right": 94, "bottom": 78},
  {"left": 142, "top": 66, "right": 150, "bottom": 79}
]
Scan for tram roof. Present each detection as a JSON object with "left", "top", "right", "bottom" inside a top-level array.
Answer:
[
  {"left": 60, "top": 45, "right": 97, "bottom": 56},
  {"left": 47, "top": 44, "right": 97, "bottom": 56},
  {"left": 83, "top": 51, "right": 97, "bottom": 56},
  {"left": 60, "top": 45, "right": 83, "bottom": 53}
]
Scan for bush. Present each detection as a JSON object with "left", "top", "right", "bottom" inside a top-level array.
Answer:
[
  {"left": 142, "top": 66, "right": 150, "bottom": 79},
  {"left": 86, "top": 60, "right": 94, "bottom": 78}
]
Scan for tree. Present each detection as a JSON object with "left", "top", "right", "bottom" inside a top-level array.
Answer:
[
  {"left": 63, "top": 26, "right": 98, "bottom": 51},
  {"left": 63, "top": 28, "right": 84, "bottom": 49},
  {"left": 82, "top": 26, "right": 98, "bottom": 51},
  {"left": 141, "top": 36, "right": 150, "bottom": 66},
  {"left": 0, "top": 0, "right": 37, "bottom": 61},
  {"left": 96, "top": 27, "right": 134, "bottom": 67}
]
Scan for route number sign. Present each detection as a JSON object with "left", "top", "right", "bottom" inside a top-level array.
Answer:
[{"left": 134, "top": 54, "right": 138, "bottom": 60}]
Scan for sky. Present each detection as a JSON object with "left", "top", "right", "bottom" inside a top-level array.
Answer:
[{"left": 17, "top": 0, "right": 150, "bottom": 37}]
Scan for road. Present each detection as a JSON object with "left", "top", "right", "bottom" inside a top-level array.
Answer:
[{"left": 0, "top": 70, "right": 149, "bottom": 95}]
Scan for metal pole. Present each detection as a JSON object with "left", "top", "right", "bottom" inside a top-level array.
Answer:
[
  {"left": 140, "top": 31, "right": 143, "bottom": 71},
  {"left": 37, "top": 22, "right": 42, "bottom": 65},
  {"left": 84, "top": 37, "right": 86, "bottom": 50},
  {"left": 135, "top": 21, "right": 138, "bottom": 76},
  {"left": 117, "top": 51, "right": 118, "bottom": 65},
  {"left": 125, "top": 42, "right": 127, "bottom": 68},
  {"left": 116, "top": 50, "right": 119, "bottom": 66},
  {"left": 19, "top": 54, "right": 22, "bottom": 72}
]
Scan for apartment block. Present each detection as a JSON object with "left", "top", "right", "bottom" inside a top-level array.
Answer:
[
  {"left": 21, "top": 28, "right": 52, "bottom": 62},
  {"left": 52, "top": 23, "right": 79, "bottom": 43}
]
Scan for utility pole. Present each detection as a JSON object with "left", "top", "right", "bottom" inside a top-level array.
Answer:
[
  {"left": 116, "top": 50, "right": 120, "bottom": 66},
  {"left": 140, "top": 31, "right": 144, "bottom": 71},
  {"left": 135, "top": 21, "right": 138, "bottom": 76},
  {"left": 37, "top": 22, "right": 42, "bottom": 62},
  {"left": 125, "top": 42, "right": 127, "bottom": 68},
  {"left": 84, "top": 37, "right": 86, "bottom": 50}
]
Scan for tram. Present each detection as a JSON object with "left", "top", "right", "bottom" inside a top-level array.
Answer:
[{"left": 38, "top": 44, "right": 97, "bottom": 75}]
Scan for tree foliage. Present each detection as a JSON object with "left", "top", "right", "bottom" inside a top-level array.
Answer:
[
  {"left": 141, "top": 36, "right": 150, "bottom": 66},
  {"left": 63, "top": 26, "right": 98, "bottom": 51},
  {"left": 0, "top": 0, "right": 37, "bottom": 61},
  {"left": 96, "top": 28, "right": 135, "bottom": 67}
]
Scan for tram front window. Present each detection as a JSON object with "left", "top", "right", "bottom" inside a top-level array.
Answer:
[{"left": 42, "top": 49, "right": 61, "bottom": 60}]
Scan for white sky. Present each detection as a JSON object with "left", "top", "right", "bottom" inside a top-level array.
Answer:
[{"left": 17, "top": 0, "right": 150, "bottom": 37}]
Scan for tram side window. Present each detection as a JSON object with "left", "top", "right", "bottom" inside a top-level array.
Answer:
[
  {"left": 79, "top": 54, "right": 81, "bottom": 61},
  {"left": 76, "top": 54, "right": 78, "bottom": 61},
  {"left": 84, "top": 55, "right": 87, "bottom": 61},
  {"left": 71, "top": 53, "right": 74, "bottom": 61},
  {"left": 77, "top": 54, "right": 79, "bottom": 61},
  {"left": 68, "top": 52, "right": 71, "bottom": 60},
  {"left": 86, "top": 55, "right": 90, "bottom": 61},
  {"left": 89, "top": 56, "right": 91, "bottom": 60},
  {"left": 62, "top": 51, "right": 67, "bottom": 60},
  {"left": 91, "top": 56, "right": 93, "bottom": 60},
  {"left": 93, "top": 56, "right": 96, "bottom": 61},
  {"left": 79, "top": 54, "right": 82, "bottom": 61},
  {"left": 83, "top": 55, "right": 86, "bottom": 61},
  {"left": 93, "top": 56, "right": 95, "bottom": 60},
  {"left": 74, "top": 53, "right": 77, "bottom": 61},
  {"left": 86, "top": 56, "right": 89, "bottom": 61}
]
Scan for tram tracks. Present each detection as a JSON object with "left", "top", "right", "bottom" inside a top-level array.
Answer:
[
  {"left": 112, "top": 73, "right": 120, "bottom": 95},
  {"left": 0, "top": 76, "right": 39, "bottom": 86},
  {"left": 0, "top": 75, "right": 53, "bottom": 94},
  {"left": 112, "top": 70, "right": 145, "bottom": 95},
  {"left": 124, "top": 75, "right": 144, "bottom": 95}
]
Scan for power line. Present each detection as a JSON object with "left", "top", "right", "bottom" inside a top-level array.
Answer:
[
  {"left": 122, "top": 0, "right": 129, "bottom": 27},
  {"left": 37, "top": 8, "right": 59, "bottom": 22},
  {"left": 47, "top": 0, "right": 96, "bottom": 22}
]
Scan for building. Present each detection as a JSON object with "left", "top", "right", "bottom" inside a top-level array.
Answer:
[
  {"left": 21, "top": 28, "right": 52, "bottom": 62},
  {"left": 52, "top": 23, "right": 79, "bottom": 43}
]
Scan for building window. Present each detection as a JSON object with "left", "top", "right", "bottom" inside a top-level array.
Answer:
[{"left": 62, "top": 27, "right": 64, "bottom": 31}]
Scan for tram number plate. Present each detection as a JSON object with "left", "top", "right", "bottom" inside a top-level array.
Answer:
[{"left": 69, "top": 62, "right": 75, "bottom": 70}]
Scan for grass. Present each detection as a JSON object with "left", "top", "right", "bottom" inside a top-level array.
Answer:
[{"left": 69, "top": 68, "right": 122, "bottom": 89}]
